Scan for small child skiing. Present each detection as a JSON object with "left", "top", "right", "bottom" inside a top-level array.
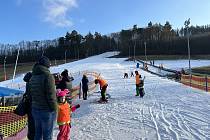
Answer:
[
  {"left": 95, "top": 78, "right": 108, "bottom": 102},
  {"left": 130, "top": 71, "right": 134, "bottom": 77},
  {"left": 124, "top": 73, "right": 128, "bottom": 78},
  {"left": 139, "top": 75, "right": 145, "bottom": 98},
  {"left": 56, "top": 89, "right": 80, "bottom": 140}
]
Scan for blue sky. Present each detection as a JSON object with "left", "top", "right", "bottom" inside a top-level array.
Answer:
[{"left": 1, "top": 0, "right": 210, "bottom": 44}]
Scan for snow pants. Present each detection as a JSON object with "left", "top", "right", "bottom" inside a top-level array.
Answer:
[
  {"left": 136, "top": 84, "right": 140, "bottom": 96},
  {"left": 139, "top": 87, "right": 145, "bottom": 97},
  {"left": 82, "top": 87, "right": 88, "bottom": 100},
  {"left": 101, "top": 84, "right": 108, "bottom": 101},
  {"left": 57, "top": 124, "right": 71, "bottom": 140}
]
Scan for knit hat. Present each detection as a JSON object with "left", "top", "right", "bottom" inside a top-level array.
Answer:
[
  {"left": 61, "top": 69, "right": 68, "bottom": 77},
  {"left": 38, "top": 56, "right": 50, "bottom": 68},
  {"left": 56, "top": 89, "right": 69, "bottom": 97},
  {"left": 23, "top": 72, "right": 32, "bottom": 82}
]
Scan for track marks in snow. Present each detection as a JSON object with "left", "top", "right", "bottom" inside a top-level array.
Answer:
[
  {"left": 149, "top": 107, "right": 161, "bottom": 140},
  {"left": 70, "top": 57, "right": 210, "bottom": 140},
  {"left": 160, "top": 104, "right": 179, "bottom": 140}
]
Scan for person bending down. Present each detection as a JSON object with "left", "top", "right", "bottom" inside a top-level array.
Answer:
[{"left": 95, "top": 78, "right": 108, "bottom": 102}]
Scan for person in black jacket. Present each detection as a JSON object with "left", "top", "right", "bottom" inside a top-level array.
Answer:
[
  {"left": 57, "top": 69, "right": 73, "bottom": 91},
  {"left": 139, "top": 75, "right": 145, "bottom": 98},
  {"left": 81, "top": 75, "right": 89, "bottom": 100},
  {"left": 23, "top": 72, "right": 35, "bottom": 140}
]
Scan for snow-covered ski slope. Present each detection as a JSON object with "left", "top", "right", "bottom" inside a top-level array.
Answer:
[
  {"left": 1, "top": 52, "right": 210, "bottom": 140},
  {"left": 56, "top": 52, "right": 209, "bottom": 140}
]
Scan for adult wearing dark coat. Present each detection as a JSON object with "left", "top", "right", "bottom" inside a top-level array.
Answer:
[
  {"left": 57, "top": 69, "right": 73, "bottom": 91},
  {"left": 23, "top": 72, "right": 35, "bottom": 140},
  {"left": 29, "top": 56, "right": 57, "bottom": 140},
  {"left": 81, "top": 75, "right": 89, "bottom": 100}
]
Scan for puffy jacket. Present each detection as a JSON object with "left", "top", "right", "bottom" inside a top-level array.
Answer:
[
  {"left": 82, "top": 77, "right": 89, "bottom": 91},
  {"left": 57, "top": 76, "right": 73, "bottom": 91},
  {"left": 139, "top": 78, "right": 144, "bottom": 88},
  {"left": 98, "top": 79, "right": 107, "bottom": 88},
  {"left": 57, "top": 102, "right": 76, "bottom": 125},
  {"left": 135, "top": 74, "right": 140, "bottom": 85},
  {"left": 29, "top": 64, "right": 57, "bottom": 112}
]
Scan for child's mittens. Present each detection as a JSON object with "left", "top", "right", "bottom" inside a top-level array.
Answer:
[{"left": 75, "top": 104, "right": 80, "bottom": 109}]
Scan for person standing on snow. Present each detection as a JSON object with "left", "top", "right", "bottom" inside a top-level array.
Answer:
[
  {"left": 130, "top": 71, "right": 134, "bottom": 77},
  {"left": 56, "top": 89, "right": 80, "bottom": 140},
  {"left": 95, "top": 78, "right": 108, "bottom": 102},
  {"left": 23, "top": 72, "right": 35, "bottom": 140},
  {"left": 139, "top": 75, "right": 145, "bottom": 98},
  {"left": 29, "top": 56, "right": 57, "bottom": 140},
  {"left": 81, "top": 75, "right": 89, "bottom": 100},
  {"left": 57, "top": 69, "right": 73, "bottom": 91},
  {"left": 135, "top": 71, "right": 141, "bottom": 96}
]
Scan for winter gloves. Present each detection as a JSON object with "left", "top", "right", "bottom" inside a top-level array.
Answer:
[{"left": 75, "top": 104, "right": 80, "bottom": 109}]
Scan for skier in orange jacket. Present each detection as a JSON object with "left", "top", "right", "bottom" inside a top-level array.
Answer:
[{"left": 95, "top": 78, "right": 108, "bottom": 102}]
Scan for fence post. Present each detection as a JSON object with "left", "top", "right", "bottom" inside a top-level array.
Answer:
[
  {"left": 205, "top": 75, "right": 208, "bottom": 92},
  {"left": 2, "top": 97, "right": 5, "bottom": 106},
  {"left": 190, "top": 74, "right": 192, "bottom": 87}
]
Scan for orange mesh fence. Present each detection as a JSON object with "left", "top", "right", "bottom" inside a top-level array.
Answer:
[
  {"left": 181, "top": 74, "right": 209, "bottom": 92},
  {"left": 207, "top": 76, "right": 210, "bottom": 91},
  {"left": 191, "top": 75, "right": 206, "bottom": 91},
  {"left": 0, "top": 106, "right": 27, "bottom": 139},
  {"left": 69, "top": 71, "right": 100, "bottom": 101},
  {"left": 181, "top": 74, "right": 191, "bottom": 86}
]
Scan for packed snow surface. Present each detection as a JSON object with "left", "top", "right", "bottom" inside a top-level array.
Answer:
[{"left": 1, "top": 52, "right": 210, "bottom": 140}]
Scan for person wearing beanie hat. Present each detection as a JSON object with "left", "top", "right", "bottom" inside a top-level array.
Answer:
[
  {"left": 29, "top": 57, "right": 57, "bottom": 140},
  {"left": 38, "top": 56, "right": 51, "bottom": 68},
  {"left": 81, "top": 75, "right": 89, "bottom": 100},
  {"left": 23, "top": 72, "right": 32, "bottom": 83},
  {"left": 23, "top": 72, "right": 35, "bottom": 140},
  {"left": 61, "top": 69, "right": 68, "bottom": 77},
  {"left": 57, "top": 69, "right": 74, "bottom": 91},
  {"left": 139, "top": 75, "right": 145, "bottom": 98},
  {"left": 56, "top": 89, "right": 80, "bottom": 140}
]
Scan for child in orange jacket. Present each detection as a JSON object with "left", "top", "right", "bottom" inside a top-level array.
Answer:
[{"left": 56, "top": 89, "right": 80, "bottom": 140}]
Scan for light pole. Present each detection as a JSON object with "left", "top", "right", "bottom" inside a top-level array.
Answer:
[
  {"left": 144, "top": 41, "right": 147, "bottom": 61},
  {"left": 184, "top": 18, "right": 191, "bottom": 79},
  {"left": 4, "top": 56, "right": 7, "bottom": 81},
  {"left": 13, "top": 45, "right": 20, "bottom": 82}
]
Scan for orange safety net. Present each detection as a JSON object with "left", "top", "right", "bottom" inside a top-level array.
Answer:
[
  {"left": 181, "top": 74, "right": 208, "bottom": 92},
  {"left": 181, "top": 74, "right": 191, "bottom": 86},
  {"left": 69, "top": 71, "right": 100, "bottom": 101},
  {"left": 191, "top": 75, "right": 206, "bottom": 91},
  {"left": 207, "top": 76, "right": 210, "bottom": 91}
]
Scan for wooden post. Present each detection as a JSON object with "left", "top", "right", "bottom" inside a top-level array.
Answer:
[{"left": 205, "top": 75, "right": 208, "bottom": 92}]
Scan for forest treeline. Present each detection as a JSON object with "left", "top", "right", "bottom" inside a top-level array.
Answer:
[{"left": 1, "top": 21, "right": 210, "bottom": 64}]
